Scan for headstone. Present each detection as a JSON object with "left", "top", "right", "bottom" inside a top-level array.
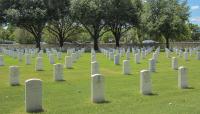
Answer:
[
  {"left": 71, "top": 53, "right": 76, "bottom": 62},
  {"left": 0, "top": 55, "right": 4, "bottom": 66},
  {"left": 126, "top": 52, "right": 130, "bottom": 60},
  {"left": 91, "top": 55, "right": 96, "bottom": 62},
  {"left": 149, "top": 59, "right": 156, "bottom": 72},
  {"left": 135, "top": 53, "right": 140, "bottom": 64},
  {"left": 166, "top": 50, "right": 170, "bottom": 58},
  {"left": 53, "top": 63, "right": 64, "bottom": 81},
  {"left": 57, "top": 52, "right": 62, "bottom": 60},
  {"left": 109, "top": 52, "right": 114, "bottom": 61},
  {"left": 9, "top": 66, "right": 19, "bottom": 86},
  {"left": 91, "top": 61, "right": 99, "bottom": 76},
  {"left": 25, "top": 54, "right": 31, "bottom": 65},
  {"left": 141, "top": 51, "right": 145, "bottom": 59},
  {"left": 172, "top": 57, "right": 178, "bottom": 70},
  {"left": 65, "top": 56, "right": 72, "bottom": 69},
  {"left": 49, "top": 54, "right": 55, "bottom": 64},
  {"left": 184, "top": 52, "right": 188, "bottom": 61},
  {"left": 179, "top": 50, "right": 183, "bottom": 57},
  {"left": 197, "top": 52, "right": 200, "bottom": 60},
  {"left": 25, "top": 79, "right": 43, "bottom": 112},
  {"left": 91, "top": 74, "right": 105, "bottom": 103},
  {"left": 35, "top": 57, "right": 43, "bottom": 71},
  {"left": 18, "top": 52, "right": 23, "bottom": 62},
  {"left": 140, "top": 70, "right": 152, "bottom": 95},
  {"left": 178, "top": 66, "right": 188, "bottom": 89},
  {"left": 114, "top": 54, "right": 120, "bottom": 65},
  {"left": 123, "top": 60, "right": 131, "bottom": 75},
  {"left": 152, "top": 53, "right": 157, "bottom": 62}
]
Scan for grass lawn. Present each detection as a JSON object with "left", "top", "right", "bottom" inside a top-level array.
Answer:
[{"left": 0, "top": 52, "right": 200, "bottom": 114}]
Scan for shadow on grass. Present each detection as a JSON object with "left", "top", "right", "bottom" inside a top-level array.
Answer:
[
  {"left": 144, "top": 93, "right": 159, "bottom": 96},
  {"left": 11, "top": 84, "right": 21, "bottom": 87},
  {"left": 66, "top": 67, "right": 74, "bottom": 70},
  {"left": 183, "top": 86, "right": 194, "bottom": 89},
  {"left": 27, "top": 109, "right": 44, "bottom": 113},
  {"left": 55, "top": 80, "right": 66, "bottom": 82},
  {"left": 95, "top": 100, "right": 111, "bottom": 104}
]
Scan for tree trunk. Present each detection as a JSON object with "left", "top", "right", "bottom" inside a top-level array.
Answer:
[
  {"left": 93, "top": 36, "right": 99, "bottom": 51},
  {"left": 93, "top": 29, "right": 100, "bottom": 51},
  {"left": 36, "top": 38, "right": 41, "bottom": 51},
  {"left": 116, "top": 38, "right": 120, "bottom": 48},
  {"left": 166, "top": 37, "right": 169, "bottom": 49},
  {"left": 35, "top": 34, "right": 41, "bottom": 51},
  {"left": 114, "top": 32, "right": 121, "bottom": 48},
  {"left": 59, "top": 36, "right": 64, "bottom": 48}
]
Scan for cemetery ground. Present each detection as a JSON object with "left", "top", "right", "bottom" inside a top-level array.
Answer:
[{"left": 0, "top": 52, "right": 200, "bottom": 114}]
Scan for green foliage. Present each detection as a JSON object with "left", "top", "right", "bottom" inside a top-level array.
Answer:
[
  {"left": 13, "top": 28, "right": 35, "bottom": 44},
  {"left": 101, "top": 31, "right": 114, "bottom": 43},
  {"left": 146, "top": 0, "right": 190, "bottom": 48},
  {"left": 0, "top": 24, "right": 15, "bottom": 43},
  {"left": 70, "top": 0, "right": 108, "bottom": 50},
  {"left": 1, "top": 0, "right": 49, "bottom": 50},
  {"left": 189, "top": 23, "right": 200, "bottom": 41},
  {"left": 105, "top": 0, "right": 143, "bottom": 47}
]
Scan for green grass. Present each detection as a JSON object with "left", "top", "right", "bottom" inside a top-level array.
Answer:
[{"left": 0, "top": 52, "right": 200, "bottom": 114}]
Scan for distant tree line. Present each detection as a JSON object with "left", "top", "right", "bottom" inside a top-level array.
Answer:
[{"left": 0, "top": 0, "right": 199, "bottom": 51}]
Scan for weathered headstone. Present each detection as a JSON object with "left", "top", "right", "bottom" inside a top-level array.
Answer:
[
  {"left": 123, "top": 60, "right": 131, "bottom": 75},
  {"left": 152, "top": 53, "right": 157, "bottom": 62},
  {"left": 114, "top": 54, "right": 120, "bottom": 65},
  {"left": 9, "top": 66, "right": 19, "bottom": 86},
  {"left": 172, "top": 57, "right": 178, "bottom": 70},
  {"left": 197, "top": 52, "right": 200, "bottom": 60},
  {"left": 91, "top": 61, "right": 99, "bottom": 76},
  {"left": 135, "top": 53, "right": 140, "bottom": 64},
  {"left": 18, "top": 52, "right": 23, "bottom": 62},
  {"left": 53, "top": 63, "right": 64, "bottom": 81},
  {"left": 35, "top": 57, "right": 43, "bottom": 71},
  {"left": 49, "top": 54, "right": 55, "bottom": 64},
  {"left": 178, "top": 66, "right": 188, "bottom": 89},
  {"left": 25, "top": 54, "right": 31, "bottom": 65},
  {"left": 91, "top": 74, "right": 105, "bottom": 103},
  {"left": 65, "top": 56, "right": 72, "bottom": 69},
  {"left": 0, "top": 55, "right": 4, "bottom": 66},
  {"left": 141, "top": 51, "right": 145, "bottom": 59},
  {"left": 126, "top": 52, "right": 130, "bottom": 60},
  {"left": 57, "top": 52, "right": 62, "bottom": 60},
  {"left": 71, "top": 53, "right": 77, "bottom": 63},
  {"left": 25, "top": 79, "right": 43, "bottom": 112},
  {"left": 184, "top": 52, "right": 188, "bottom": 61},
  {"left": 140, "top": 70, "right": 152, "bottom": 95},
  {"left": 149, "top": 59, "right": 156, "bottom": 72},
  {"left": 91, "top": 55, "right": 96, "bottom": 62}
]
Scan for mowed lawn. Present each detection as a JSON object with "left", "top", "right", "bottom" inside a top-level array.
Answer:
[{"left": 0, "top": 52, "right": 200, "bottom": 114}]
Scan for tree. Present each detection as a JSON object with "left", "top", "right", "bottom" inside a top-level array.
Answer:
[
  {"left": 13, "top": 28, "right": 35, "bottom": 44},
  {"left": 1, "top": 0, "right": 48, "bottom": 50},
  {"left": 70, "top": 0, "right": 108, "bottom": 51},
  {"left": 46, "top": 0, "right": 81, "bottom": 49},
  {"left": 146, "top": 0, "right": 190, "bottom": 48},
  {"left": 0, "top": 24, "right": 15, "bottom": 42},
  {"left": 105, "top": 0, "right": 142, "bottom": 48},
  {"left": 189, "top": 23, "right": 200, "bottom": 41}
]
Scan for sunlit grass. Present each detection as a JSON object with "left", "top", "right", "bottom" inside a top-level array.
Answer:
[{"left": 0, "top": 52, "right": 200, "bottom": 114}]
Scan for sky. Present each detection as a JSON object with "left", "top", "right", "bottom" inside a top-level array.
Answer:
[{"left": 189, "top": 0, "right": 200, "bottom": 25}]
